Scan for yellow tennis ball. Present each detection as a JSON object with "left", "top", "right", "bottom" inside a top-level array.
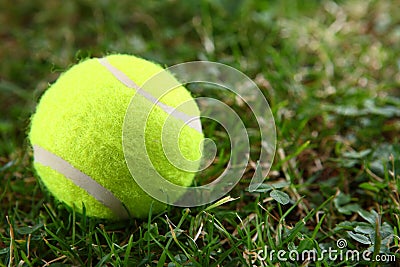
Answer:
[{"left": 29, "top": 54, "right": 203, "bottom": 220}]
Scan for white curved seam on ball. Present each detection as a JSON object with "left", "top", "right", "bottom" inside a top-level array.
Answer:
[
  {"left": 97, "top": 57, "right": 202, "bottom": 133},
  {"left": 33, "top": 145, "right": 129, "bottom": 219}
]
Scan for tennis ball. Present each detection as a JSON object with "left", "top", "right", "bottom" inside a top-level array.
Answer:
[{"left": 29, "top": 54, "right": 203, "bottom": 220}]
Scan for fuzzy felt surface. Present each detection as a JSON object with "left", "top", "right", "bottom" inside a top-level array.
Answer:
[{"left": 29, "top": 54, "right": 203, "bottom": 219}]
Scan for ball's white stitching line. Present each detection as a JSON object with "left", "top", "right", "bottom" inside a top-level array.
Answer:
[
  {"left": 97, "top": 57, "right": 202, "bottom": 134},
  {"left": 33, "top": 145, "right": 129, "bottom": 219}
]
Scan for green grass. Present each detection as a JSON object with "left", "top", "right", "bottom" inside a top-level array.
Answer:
[{"left": 1, "top": 0, "right": 399, "bottom": 266}]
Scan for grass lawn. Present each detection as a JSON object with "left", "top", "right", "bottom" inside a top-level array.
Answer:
[{"left": 1, "top": 0, "right": 399, "bottom": 266}]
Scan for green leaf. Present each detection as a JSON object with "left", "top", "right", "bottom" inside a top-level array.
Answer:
[
  {"left": 270, "top": 181, "right": 290, "bottom": 189},
  {"left": 363, "top": 99, "right": 400, "bottom": 117},
  {"left": 123, "top": 235, "right": 134, "bottom": 267},
  {"left": 249, "top": 181, "right": 290, "bottom": 193},
  {"left": 334, "top": 221, "right": 355, "bottom": 231},
  {"left": 343, "top": 149, "right": 371, "bottom": 159},
  {"left": 380, "top": 222, "right": 394, "bottom": 242},
  {"left": 354, "top": 225, "right": 374, "bottom": 235},
  {"left": 0, "top": 248, "right": 9, "bottom": 255},
  {"left": 335, "top": 221, "right": 371, "bottom": 232},
  {"left": 337, "top": 203, "right": 361, "bottom": 215},
  {"left": 0, "top": 160, "right": 13, "bottom": 172},
  {"left": 297, "top": 239, "right": 315, "bottom": 251},
  {"left": 16, "top": 223, "right": 44, "bottom": 235},
  {"left": 348, "top": 231, "right": 371, "bottom": 245},
  {"left": 250, "top": 183, "right": 274, "bottom": 193},
  {"left": 158, "top": 252, "right": 167, "bottom": 267},
  {"left": 329, "top": 105, "right": 363, "bottom": 116},
  {"left": 204, "top": 196, "right": 239, "bottom": 211},
  {"left": 334, "top": 192, "right": 351, "bottom": 206},
  {"left": 270, "top": 190, "right": 290, "bottom": 205},
  {"left": 358, "top": 209, "right": 379, "bottom": 226},
  {"left": 359, "top": 182, "right": 380, "bottom": 192},
  {"left": 143, "top": 224, "right": 159, "bottom": 241},
  {"left": 20, "top": 250, "right": 32, "bottom": 267},
  {"left": 334, "top": 192, "right": 361, "bottom": 215},
  {"left": 174, "top": 254, "right": 188, "bottom": 264}
]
